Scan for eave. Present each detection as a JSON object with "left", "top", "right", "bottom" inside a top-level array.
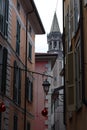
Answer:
[
  {"left": 20, "top": 0, "right": 45, "bottom": 34},
  {"left": 35, "top": 53, "right": 58, "bottom": 69}
]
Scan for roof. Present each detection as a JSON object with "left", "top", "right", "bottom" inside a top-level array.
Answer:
[
  {"left": 50, "top": 12, "right": 60, "bottom": 33},
  {"left": 20, "top": 0, "right": 45, "bottom": 34},
  {"left": 35, "top": 53, "right": 58, "bottom": 69}
]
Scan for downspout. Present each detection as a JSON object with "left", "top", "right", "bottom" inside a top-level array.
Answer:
[
  {"left": 79, "top": 0, "right": 87, "bottom": 105},
  {"left": 24, "top": 9, "right": 35, "bottom": 130},
  {"left": 62, "top": 0, "right": 66, "bottom": 125}
]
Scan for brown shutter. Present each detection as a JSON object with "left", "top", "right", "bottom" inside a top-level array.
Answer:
[{"left": 66, "top": 51, "right": 76, "bottom": 111}]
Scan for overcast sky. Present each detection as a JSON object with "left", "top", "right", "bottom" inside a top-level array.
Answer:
[{"left": 34, "top": 0, "right": 63, "bottom": 53}]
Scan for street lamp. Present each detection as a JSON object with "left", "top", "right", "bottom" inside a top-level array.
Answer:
[{"left": 42, "top": 79, "right": 50, "bottom": 95}]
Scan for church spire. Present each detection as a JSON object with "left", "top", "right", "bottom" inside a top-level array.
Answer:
[{"left": 50, "top": 12, "right": 60, "bottom": 33}]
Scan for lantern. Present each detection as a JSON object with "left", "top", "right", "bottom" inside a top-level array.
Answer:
[
  {"left": 42, "top": 79, "right": 50, "bottom": 95},
  {"left": 41, "top": 108, "right": 48, "bottom": 117}
]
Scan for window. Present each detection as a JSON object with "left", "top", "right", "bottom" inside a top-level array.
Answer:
[
  {"left": 0, "top": 0, "right": 9, "bottom": 37},
  {"left": 26, "top": 77, "right": 33, "bottom": 102},
  {"left": 75, "top": 40, "right": 82, "bottom": 109},
  {"left": 0, "top": 46, "right": 8, "bottom": 94},
  {"left": 13, "top": 114, "right": 18, "bottom": 130},
  {"left": 28, "top": 42, "right": 32, "bottom": 60},
  {"left": 17, "top": 0, "right": 20, "bottom": 12},
  {"left": 53, "top": 41, "right": 57, "bottom": 49},
  {"left": 16, "top": 20, "right": 21, "bottom": 55},
  {"left": 27, "top": 122, "right": 30, "bottom": 130},
  {"left": 13, "top": 61, "right": 21, "bottom": 105},
  {"left": 49, "top": 42, "right": 52, "bottom": 50}
]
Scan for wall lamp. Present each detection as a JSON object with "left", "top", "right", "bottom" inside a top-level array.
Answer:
[{"left": 42, "top": 79, "right": 50, "bottom": 95}]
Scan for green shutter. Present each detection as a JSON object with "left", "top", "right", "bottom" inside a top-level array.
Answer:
[
  {"left": 18, "top": 68, "right": 21, "bottom": 105},
  {"left": 13, "top": 61, "right": 17, "bottom": 102},
  {"left": 29, "top": 43, "right": 32, "bottom": 60},
  {"left": 13, "top": 115, "right": 18, "bottom": 130},
  {"left": 31, "top": 82, "right": 33, "bottom": 101},
  {"left": 26, "top": 77, "right": 29, "bottom": 100},
  {"left": 66, "top": 51, "right": 76, "bottom": 111},
  {"left": 1, "top": 48, "right": 8, "bottom": 94},
  {"left": 16, "top": 20, "right": 20, "bottom": 55},
  {"left": 4, "top": 0, "right": 9, "bottom": 37}
]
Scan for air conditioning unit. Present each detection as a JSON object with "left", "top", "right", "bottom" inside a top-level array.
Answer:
[{"left": 84, "top": 0, "right": 87, "bottom": 6}]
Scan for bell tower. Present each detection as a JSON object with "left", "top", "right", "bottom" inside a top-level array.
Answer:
[{"left": 47, "top": 12, "right": 63, "bottom": 58}]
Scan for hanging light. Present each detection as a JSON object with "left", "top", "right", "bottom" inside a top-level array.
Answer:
[{"left": 42, "top": 79, "right": 50, "bottom": 95}]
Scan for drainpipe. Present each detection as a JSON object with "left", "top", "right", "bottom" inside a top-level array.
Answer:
[
  {"left": 62, "top": 0, "right": 66, "bottom": 125},
  {"left": 79, "top": 0, "right": 87, "bottom": 105},
  {"left": 24, "top": 9, "right": 35, "bottom": 130}
]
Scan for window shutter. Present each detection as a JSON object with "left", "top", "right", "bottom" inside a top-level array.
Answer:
[
  {"left": 26, "top": 77, "right": 29, "bottom": 100},
  {"left": 0, "top": 13, "right": 3, "bottom": 33},
  {"left": 16, "top": 20, "right": 20, "bottom": 55},
  {"left": 27, "top": 122, "right": 30, "bottom": 130},
  {"left": 66, "top": 51, "right": 76, "bottom": 111},
  {"left": 70, "top": 0, "right": 74, "bottom": 37},
  {"left": 4, "top": 0, "right": 9, "bottom": 37},
  {"left": 0, "top": 0, "right": 4, "bottom": 33},
  {"left": 0, "top": 112, "right": 2, "bottom": 130},
  {"left": 1, "top": 48, "right": 8, "bottom": 94},
  {"left": 13, "top": 61, "right": 17, "bottom": 102},
  {"left": 13, "top": 115, "right": 18, "bottom": 130},
  {"left": 0, "top": 45, "right": 3, "bottom": 91},
  {"left": 75, "top": 43, "right": 82, "bottom": 109},
  {"left": 31, "top": 82, "right": 33, "bottom": 101},
  {"left": 29, "top": 43, "right": 32, "bottom": 60},
  {"left": 18, "top": 68, "right": 21, "bottom": 105}
]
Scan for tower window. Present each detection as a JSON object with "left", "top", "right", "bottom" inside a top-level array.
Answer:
[
  {"left": 49, "top": 42, "right": 52, "bottom": 50},
  {"left": 54, "top": 41, "right": 57, "bottom": 48}
]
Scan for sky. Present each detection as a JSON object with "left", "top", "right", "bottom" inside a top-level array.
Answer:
[{"left": 34, "top": 0, "right": 63, "bottom": 53}]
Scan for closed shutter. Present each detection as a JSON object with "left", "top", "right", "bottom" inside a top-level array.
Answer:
[
  {"left": 13, "top": 61, "right": 17, "bottom": 102},
  {"left": 26, "top": 77, "right": 29, "bottom": 100},
  {"left": 18, "top": 68, "right": 21, "bottom": 105},
  {"left": 0, "top": 45, "right": 2, "bottom": 91},
  {"left": 0, "top": 113, "right": 2, "bottom": 130},
  {"left": 27, "top": 122, "right": 30, "bottom": 130},
  {"left": 75, "top": 43, "right": 82, "bottom": 109},
  {"left": 31, "top": 82, "right": 33, "bottom": 101},
  {"left": 66, "top": 51, "right": 76, "bottom": 111},
  {"left": 29, "top": 43, "right": 32, "bottom": 60},
  {"left": 4, "top": 0, "right": 9, "bottom": 37},
  {"left": 70, "top": 0, "right": 74, "bottom": 37},
  {"left": 0, "top": 0, "right": 4, "bottom": 33},
  {"left": 13, "top": 115, "right": 18, "bottom": 130},
  {"left": 1, "top": 48, "right": 8, "bottom": 94},
  {"left": 16, "top": 20, "right": 20, "bottom": 55}
]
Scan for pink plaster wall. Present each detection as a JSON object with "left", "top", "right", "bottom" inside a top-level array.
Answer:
[{"left": 33, "top": 61, "right": 48, "bottom": 130}]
